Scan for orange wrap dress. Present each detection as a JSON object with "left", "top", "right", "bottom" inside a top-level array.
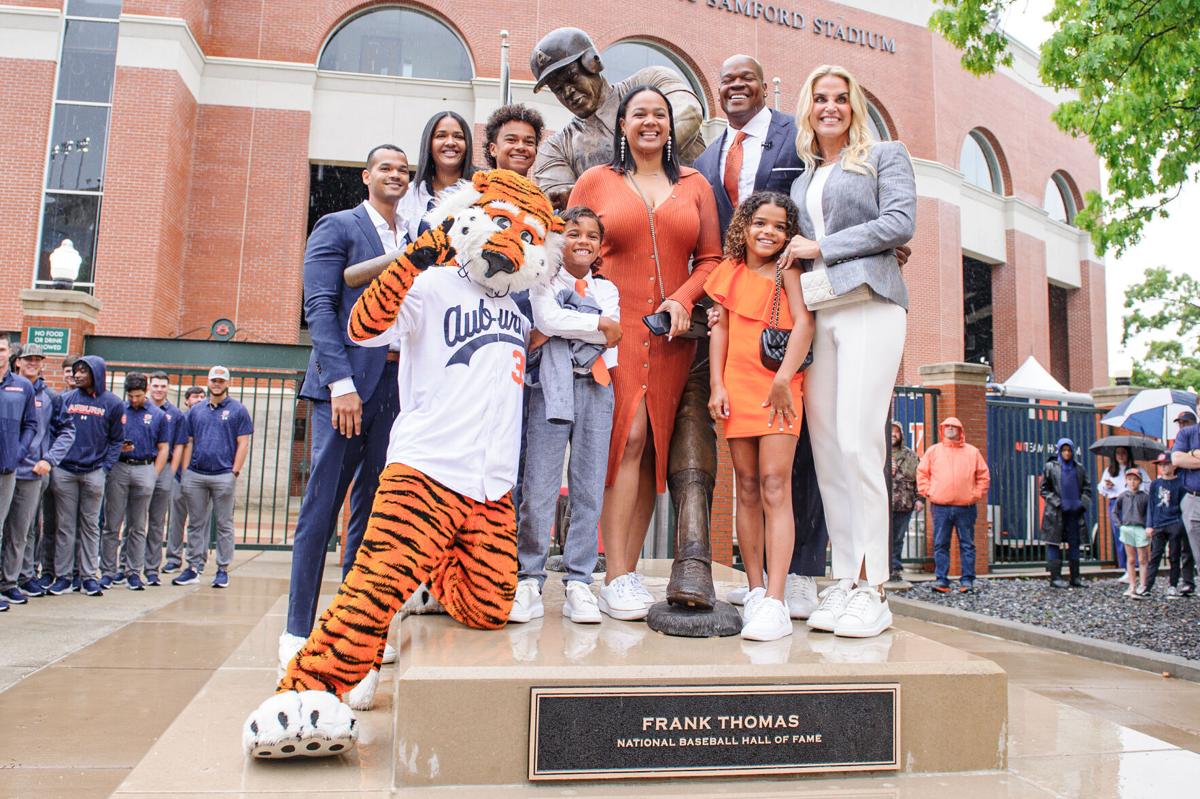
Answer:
[
  {"left": 567, "top": 166, "right": 723, "bottom": 491},
  {"left": 704, "top": 258, "right": 805, "bottom": 439}
]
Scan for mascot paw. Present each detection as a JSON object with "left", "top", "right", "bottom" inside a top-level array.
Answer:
[
  {"left": 244, "top": 690, "right": 358, "bottom": 759},
  {"left": 342, "top": 668, "right": 380, "bottom": 711},
  {"left": 400, "top": 584, "right": 445, "bottom": 618}
]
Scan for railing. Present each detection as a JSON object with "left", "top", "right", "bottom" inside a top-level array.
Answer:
[
  {"left": 87, "top": 337, "right": 314, "bottom": 550},
  {"left": 985, "top": 396, "right": 1113, "bottom": 568}
]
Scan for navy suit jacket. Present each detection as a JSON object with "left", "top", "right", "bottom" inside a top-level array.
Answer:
[
  {"left": 692, "top": 109, "right": 806, "bottom": 237},
  {"left": 299, "top": 204, "right": 395, "bottom": 402}
]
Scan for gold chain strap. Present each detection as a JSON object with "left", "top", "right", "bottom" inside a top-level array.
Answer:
[{"left": 626, "top": 174, "right": 667, "bottom": 304}]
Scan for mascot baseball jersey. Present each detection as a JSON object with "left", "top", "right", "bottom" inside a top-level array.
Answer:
[{"left": 351, "top": 267, "right": 528, "bottom": 502}]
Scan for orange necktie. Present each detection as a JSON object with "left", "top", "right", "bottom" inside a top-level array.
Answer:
[
  {"left": 723, "top": 131, "right": 747, "bottom": 207},
  {"left": 575, "top": 278, "right": 611, "bottom": 387}
]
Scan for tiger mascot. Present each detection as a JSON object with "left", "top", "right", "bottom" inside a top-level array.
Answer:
[{"left": 242, "top": 169, "right": 563, "bottom": 759}]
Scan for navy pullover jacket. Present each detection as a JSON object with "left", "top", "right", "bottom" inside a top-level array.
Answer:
[
  {"left": 1147, "top": 475, "right": 1184, "bottom": 529},
  {"left": 16, "top": 378, "right": 75, "bottom": 480},
  {"left": 0, "top": 369, "right": 37, "bottom": 473},
  {"left": 58, "top": 355, "right": 125, "bottom": 474}
]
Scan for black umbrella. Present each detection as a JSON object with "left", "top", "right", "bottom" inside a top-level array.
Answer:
[{"left": 1088, "top": 435, "right": 1166, "bottom": 461}]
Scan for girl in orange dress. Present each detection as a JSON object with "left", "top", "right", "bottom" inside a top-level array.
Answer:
[{"left": 706, "top": 192, "right": 815, "bottom": 641}]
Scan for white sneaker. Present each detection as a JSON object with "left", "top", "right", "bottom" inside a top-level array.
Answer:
[
  {"left": 400, "top": 584, "right": 445, "bottom": 616},
  {"left": 806, "top": 579, "right": 854, "bottom": 632},
  {"left": 728, "top": 573, "right": 767, "bottom": 605},
  {"left": 742, "top": 586, "right": 767, "bottom": 622},
  {"left": 508, "top": 578, "right": 544, "bottom": 624},
  {"left": 628, "top": 572, "right": 655, "bottom": 606},
  {"left": 599, "top": 574, "right": 648, "bottom": 621},
  {"left": 784, "top": 575, "right": 819, "bottom": 620},
  {"left": 381, "top": 643, "right": 397, "bottom": 665},
  {"left": 562, "top": 581, "right": 602, "bottom": 623},
  {"left": 833, "top": 587, "right": 893, "bottom": 638},
  {"left": 277, "top": 632, "right": 307, "bottom": 679},
  {"left": 1118, "top": 573, "right": 1131, "bottom": 585},
  {"left": 740, "top": 597, "right": 793, "bottom": 641}
]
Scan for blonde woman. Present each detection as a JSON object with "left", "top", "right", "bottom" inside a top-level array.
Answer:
[{"left": 776, "top": 65, "right": 916, "bottom": 638}]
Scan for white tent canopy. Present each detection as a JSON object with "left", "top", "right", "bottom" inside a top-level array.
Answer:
[{"left": 990, "top": 356, "right": 1095, "bottom": 404}]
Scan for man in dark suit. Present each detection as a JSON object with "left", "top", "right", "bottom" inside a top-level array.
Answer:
[
  {"left": 281, "top": 144, "right": 407, "bottom": 669},
  {"left": 694, "top": 55, "right": 826, "bottom": 620}
]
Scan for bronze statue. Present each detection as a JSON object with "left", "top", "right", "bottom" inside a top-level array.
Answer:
[
  {"left": 530, "top": 27, "right": 735, "bottom": 636},
  {"left": 530, "top": 27, "right": 705, "bottom": 210}
]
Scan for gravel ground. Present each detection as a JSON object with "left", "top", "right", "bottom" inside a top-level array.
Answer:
[{"left": 901, "top": 577, "right": 1200, "bottom": 662}]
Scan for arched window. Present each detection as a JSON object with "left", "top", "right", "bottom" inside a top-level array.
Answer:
[
  {"left": 959, "top": 130, "right": 1002, "bottom": 193},
  {"left": 866, "top": 102, "right": 891, "bottom": 142},
  {"left": 1043, "top": 172, "right": 1077, "bottom": 224},
  {"left": 319, "top": 7, "right": 472, "bottom": 81},
  {"left": 600, "top": 40, "right": 707, "bottom": 114}
]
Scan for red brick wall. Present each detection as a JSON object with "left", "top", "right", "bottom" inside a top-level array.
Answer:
[
  {"left": 0, "top": 58, "right": 55, "bottom": 330},
  {"left": 1068, "top": 260, "right": 1108, "bottom": 390},
  {"left": 992, "top": 229, "right": 1051, "bottom": 382},
  {"left": 181, "top": 105, "right": 308, "bottom": 343},
  {"left": 95, "top": 67, "right": 197, "bottom": 337},
  {"left": 902, "top": 197, "right": 965, "bottom": 384}
]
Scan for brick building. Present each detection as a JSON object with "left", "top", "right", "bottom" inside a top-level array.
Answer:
[{"left": 0, "top": 0, "right": 1107, "bottom": 391}]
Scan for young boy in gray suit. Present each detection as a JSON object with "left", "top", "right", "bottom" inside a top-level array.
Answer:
[{"left": 510, "top": 207, "right": 620, "bottom": 625}]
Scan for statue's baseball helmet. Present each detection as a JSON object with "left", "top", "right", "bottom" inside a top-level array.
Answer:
[{"left": 530, "top": 27, "right": 603, "bottom": 92}]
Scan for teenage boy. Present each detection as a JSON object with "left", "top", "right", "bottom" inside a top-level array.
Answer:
[
  {"left": 100, "top": 373, "right": 169, "bottom": 590},
  {"left": 1145, "top": 453, "right": 1195, "bottom": 597},
  {"left": 173, "top": 367, "right": 253, "bottom": 589},
  {"left": 141, "top": 372, "right": 189, "bottom": 585},
  {"left": 2, "top": 344, "right": 73, "bottom": 604},
  {"left": 47, "top": 356, "right": 124, "bottom": 597},
  {"left": 509, "top": 206, "right": 620, "bottom": 624},
  {"left": 0, "top": 337, "right": 37, "bottom": 611}
]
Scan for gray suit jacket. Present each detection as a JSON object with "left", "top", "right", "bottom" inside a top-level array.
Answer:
[{"left": 789, "top": 140, "right": 916, "bottom": 310}]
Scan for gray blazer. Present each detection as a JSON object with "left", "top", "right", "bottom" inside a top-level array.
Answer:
[{"left": 789, "top": 140, "right": 916, "bottom": 310}]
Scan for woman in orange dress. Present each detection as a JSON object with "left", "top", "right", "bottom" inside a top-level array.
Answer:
[
  {"left": 706, "top": 192, "right": 814, "bottom": 641},
  {"left": 567, "top": 85, "right": 722, "bottom": 621}
]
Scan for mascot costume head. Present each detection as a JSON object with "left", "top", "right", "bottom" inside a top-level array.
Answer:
[{"left": 423, "top": 169, "right": 564, "bottom": 296}]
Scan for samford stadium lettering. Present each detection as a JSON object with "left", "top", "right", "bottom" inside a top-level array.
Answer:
[{"left": 678, "top": 0, "right": 898, "bottom": 53}]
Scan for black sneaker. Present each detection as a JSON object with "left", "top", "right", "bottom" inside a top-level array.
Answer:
[
  {"left": 1181, "top": 584, "right": 1196, "bottom": 597},
  {"left": 145, "top": 572, "right": 161, "bottom": 587},
  {"left": 126, "top": 574, "right": 146, "bottom": 591}
]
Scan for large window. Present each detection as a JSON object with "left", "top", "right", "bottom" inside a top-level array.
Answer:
[
  {"left": 963, "top": 256, "right": 994, "bottom": 368},
  {"left": 601, "top": 40, "right": 707, "bottom": 114},
  {"left": 35, "top": 0, "right": 122, "bottom": 290},
  {"left": 866, "top": 101, "right": 891, "bottom": 142},
  {"left": 960, "top": 130, "right": 1002, "bottom": 194},
  {"left": 319, "top": 7, "right": 472, "bottom": 81},
  {"left": 1043, "top": 172, "right": 1077, "bottom": 224}
]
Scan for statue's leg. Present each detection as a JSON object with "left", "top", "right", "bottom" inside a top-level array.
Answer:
[{"left": 666, "top": 341, "right": 718, "bottom": 609}]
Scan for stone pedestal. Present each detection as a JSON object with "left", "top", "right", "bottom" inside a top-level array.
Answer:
[
  {"left": 918, "top": 362, "right": 992, "bottom": 576},
  {"left": 20, "top": 288, "right": 102, "bottom": 390},
  {"left": 391, "top": 562, "right": 1007, "bottom": 788},
  {"left": 1090, "top": 384, "right": 1145, "bottom": 411}
]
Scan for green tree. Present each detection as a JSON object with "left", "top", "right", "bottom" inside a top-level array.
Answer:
[
  {"left": 930, "top": 1, "right": 1200, "bottom": 256},
  {"left": 1121, "top": 266, "right": 1200, "bottom": 389}
]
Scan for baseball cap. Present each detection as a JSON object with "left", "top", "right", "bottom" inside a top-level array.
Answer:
[
  {"left": 208, "top": 365, "right": 231, "bottom": 381},
  {"left": 1175, "top": 410, "right": 1197, "bottom": 423},
  {"left": 17, "top": 343, "right": 45, "bottom": 358},
  {"left": 1156, "top": 453, "right": 1172, "bottom": 464}
]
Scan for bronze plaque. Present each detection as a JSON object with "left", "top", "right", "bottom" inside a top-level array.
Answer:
[{"left": 529, "top": 683, "right": 900, "bottom": 780}]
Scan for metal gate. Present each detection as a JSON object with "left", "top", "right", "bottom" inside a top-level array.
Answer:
[
  {"left": 986, "top": 396, "right": 1114, "bottom": 568},
  {"left": 86, "top": 336, "right": 314, "bottom": 550},
  {"left": 892, "top": 386, "right": 940, "bottom": 568}
]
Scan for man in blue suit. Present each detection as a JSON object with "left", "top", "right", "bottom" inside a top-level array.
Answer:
[{"left": 282, "top": 144, "right": 408, "bottom": 670}]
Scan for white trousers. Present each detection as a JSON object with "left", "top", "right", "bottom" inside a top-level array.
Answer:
[{"left": 803, "top": 299, "right": 907, "bottom": 586}]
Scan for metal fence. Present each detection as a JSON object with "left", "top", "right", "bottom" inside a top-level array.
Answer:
[
  {"left": 892, "top": 386, "right": 940, "bottom": 568},
  {"left": 985, "top": 396, "right": 1114, "bottom": 568},
  {"left": 86, "top": 336, "right": 315, "bottom": 550}
]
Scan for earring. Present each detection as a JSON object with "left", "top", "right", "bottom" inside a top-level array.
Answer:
[
  {"left": 666, "top": 135, "right": 673, "bottom": 162},
  {"left": 619, "top": 135, "right": 627, "bottom": 163}
]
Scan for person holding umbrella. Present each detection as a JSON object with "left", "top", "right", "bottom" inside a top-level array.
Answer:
[{"left": 1041, "top": 438, "right": 1092, "bottom": 588}]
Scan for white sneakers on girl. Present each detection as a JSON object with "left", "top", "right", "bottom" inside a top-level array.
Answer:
[
  {"left": 805, "top": 579, "right": 854, "bottom": 631},
  {"left": 628, "top": 572, "right": 655, "bottom": 606},
  {"left": 833, "top": 587, "right": 893, "bottom": 638},
  {"left": 784, "top": 575, "right": 819, "bottom": 619},
  {"left": 599, "top": 574, "right": 648, "bottom": 620},
  {"left": 741, "top": 597, "right": 793, "bottom": 641},
  {"left": 742, "top": 586, "right": 767, "bottom": 622}
]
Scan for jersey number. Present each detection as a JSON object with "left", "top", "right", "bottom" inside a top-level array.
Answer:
[{"left": 511, "top": 350, "right": 525, "bottom": 385}]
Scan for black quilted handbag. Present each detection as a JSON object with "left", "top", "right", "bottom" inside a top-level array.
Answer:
[{"left": 759, "top": 263, "right": 813, "bottom": 372}]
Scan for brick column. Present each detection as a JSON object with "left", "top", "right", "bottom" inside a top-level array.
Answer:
[
  {"left": 20, "top": 288, "right": 102, "bottom": 392},
  {"left": 918, "top": 362, "right": 992, "bottom": 576},
  {"left": 1090, "top": 385, "right": 1143, "bottom": 413}
]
